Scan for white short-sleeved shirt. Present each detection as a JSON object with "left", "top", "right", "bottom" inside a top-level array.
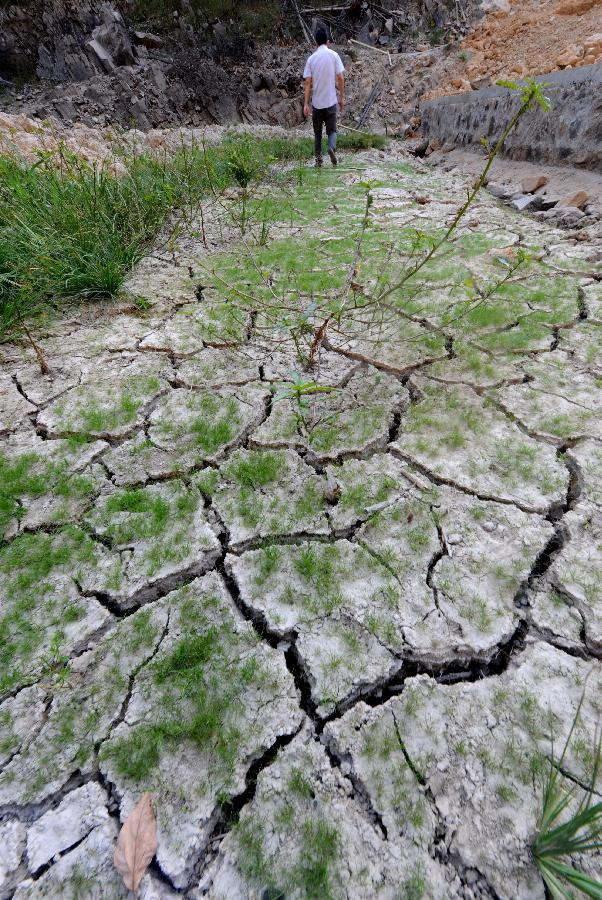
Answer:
[{"left": 303, "top": 45, "right": 345, "bottom": 109}]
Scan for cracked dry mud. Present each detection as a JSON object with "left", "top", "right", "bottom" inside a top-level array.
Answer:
[{"left": 1, "top": 142, "right": 601, "bottom": 899}]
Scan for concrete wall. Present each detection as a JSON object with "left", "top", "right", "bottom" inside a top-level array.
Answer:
[{"left": 419, "top": 66, "right": 602, "bottom": 171}]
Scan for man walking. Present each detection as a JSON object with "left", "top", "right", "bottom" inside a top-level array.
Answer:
[{"left": 303, "top": 26, "right": 345, "bottom": 167}]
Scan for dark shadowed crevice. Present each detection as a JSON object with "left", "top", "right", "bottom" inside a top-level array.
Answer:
[
  {"left": 187, "top": 724, "right": 303, "bottom": 888},
  {"left": 319, "top": 732, "right": 388, "bottom": 840},
  {"left": 577, "top": 286, "right": 588, "bottom": 320},
  {"left": 387, "top": 405, "right": 403, "bottom": 443},
  {"left": 513, "top": 525, "right": 569, "bottom": 609},
  {"left": 27, "top": 826, "right": 94, "bottom": 881},
  {"left": 11, "top": 373, "right": 39, "bottom": 408},
  {"left": 0, "top": 770, "right": 93, "bottom": 825}
]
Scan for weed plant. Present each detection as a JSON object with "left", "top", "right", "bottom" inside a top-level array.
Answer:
[{"left": 532, "top": 691, "right": 602, "bottom": 898}]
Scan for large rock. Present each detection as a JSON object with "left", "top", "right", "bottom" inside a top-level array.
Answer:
[
  {"left": 556, "top": 45, "right": 584, "bottom": 68},
  {"left": 133, "top": 31, "right": 163, "bottom": 50},
  {"left": 561, "top": 189, "right": 589, "bottom": 208},
  {"left": 521, "top": 174, "right": 548, "bottom": 193},
  {"left": 86, "top": 5, "right": 137, "bottom": 74},
  {"left": 511, "top": 194, "right": 542, "bottom": 211}
]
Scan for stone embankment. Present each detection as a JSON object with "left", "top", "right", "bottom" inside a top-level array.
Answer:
[{"left": 419, "top": 66, "right": 602, "bottom": 171}]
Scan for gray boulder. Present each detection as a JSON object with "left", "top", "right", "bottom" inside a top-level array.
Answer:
[
  {"left": 487, "top": 183, "right": 513, "bottom": 200},
  {"left": 86, "top": 6, "right": 137, "bottom": 74},
  {"left": 510, "top": 193, "right": 545, "bottom": 212}
]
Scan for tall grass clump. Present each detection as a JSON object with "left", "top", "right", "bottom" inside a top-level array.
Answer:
[{"left": 0, "top": 148, "right": 209, "bottom": 333}]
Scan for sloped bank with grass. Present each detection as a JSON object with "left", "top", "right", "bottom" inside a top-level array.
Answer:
[{"left": 0, "top": 127, "right": 384, "bottom": 336}]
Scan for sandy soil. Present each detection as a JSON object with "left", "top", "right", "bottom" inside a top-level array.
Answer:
[{"left": 425, "top": 0, "right": 602, "bottom": 100}]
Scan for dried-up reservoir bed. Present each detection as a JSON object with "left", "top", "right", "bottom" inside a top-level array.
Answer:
[{"left": 1, "top": 142, "right": 601, "bottom": 899}]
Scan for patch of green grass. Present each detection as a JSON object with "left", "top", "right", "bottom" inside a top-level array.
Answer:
[
  {"left": 0, "top": 526, "right": 96, "bottom": 596},
  {"left": 226, "top": 450, "right": 285, "bottom": 489},
  {"left": 460, "top": 594, "right": 491, "bottom": 631},
  {"left": 293, "top": 544, "right": 339, "bottom": 598},
  {"left": 293, "top": 819, "right": 339, "bottom": 899},
  {"left": 103, "top": 488, "right": 171, "bottom": 544},
  {"left": 0, "top": 150, "right": 193, "bottom": 332},
  {"left": 496, "top": 783, "right": 516, "bottom": 804},
  {"left": 288, "top": 767, "right": 314, "bottom": 799},
  {"left": 81, "top": 395, "right": 138, "bottom": 433},
  {"left": 105, "top": 605, "right": 261, "bottom": 782},
  {"left": 403, "top": 862, "right": 428, "bottom": 899},
  {"left": 294, "top": 480, "right": 324, "bottom": 521},
  {"left": 236, "top": 819, "right": 273, "bottom": 886},
  {"left": 340, "top": 482, "right": 370, "bottom": 513},
  {"left": 339, "top": 473, "right": 397, "bottom": 514},
  {"left": 236, "top": 803, "right": 340, "bottom": 898},
  {"left": 195, "top": 468, "right": 220, "bottom": 498},
  {"left": 407, "top": 526, "right": 431, "bottom": 552},
  {"left": 0, "top": 451, "right": 95, "bottom": 537},
  {"left": 126, "top": 608, "right": 159, "bottom": 652},
  {"left": 254, "top": 545, "right": 282, "bottom": 586},
  {"left": 190, "top": 395, "right": 239, "bottom": 454},
  {"left": 65, "top": 865, "right": 96, "bottom": 899},
  {"left": 0, "top": 527, "right": 97, "bottom": 692}
]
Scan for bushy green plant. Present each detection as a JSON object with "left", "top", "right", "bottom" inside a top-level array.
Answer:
[{"left": 0, "top": 149, "right": 201, "bottom": 332}]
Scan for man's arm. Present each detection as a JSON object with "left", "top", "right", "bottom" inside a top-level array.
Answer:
[
  {"left": 336, "top": 72, "right": 345, "bottom": 113},
  {"left": 304, "top": 76, "right": 312, "bottom": 119}
]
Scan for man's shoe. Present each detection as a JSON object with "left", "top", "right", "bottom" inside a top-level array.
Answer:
[
  {"left": 315, "top": 156, "right": 323, "bottom": 168},
  {"left": 328, "top": 147, "right": 338, "bottom": 167}
]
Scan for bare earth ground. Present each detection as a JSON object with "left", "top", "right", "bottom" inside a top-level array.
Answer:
[
  {"left": 460, "top": 0, "right": 602, "bottom": 81},
  {"left": 1, "top": 140, "right": 601, "bottom": 898},
  {"left": 426, "top": 146, "right": 602, "bottom": 215}
]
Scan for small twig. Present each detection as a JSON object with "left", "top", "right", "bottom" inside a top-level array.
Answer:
[
  {"left": 20, "top": 319, "right": 52, "bottom": 376},
  {"left": 375, "top": 84, "right": 549, "bottom": 306}
]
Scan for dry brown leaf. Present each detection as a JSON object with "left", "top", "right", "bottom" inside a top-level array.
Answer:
[{"left": 113, "top": 792, "right": 157, "bottom": 892}]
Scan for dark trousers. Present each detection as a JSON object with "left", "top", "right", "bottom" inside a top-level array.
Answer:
[{"left": 312, "top": 104, "right": 337, "bottom": 157}]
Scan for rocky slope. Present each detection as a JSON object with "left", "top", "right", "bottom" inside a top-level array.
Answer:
[
  {"left": 0, "top": 1, "right": 303, "bottom": 128},
  {"left": 0, "top": 0, "right": 488, "bottom": 130},
  {"left": 1, "top": 0, "right": 599, "bottom": 137},
  {"left": 428, "top": 0, "right": 602, "bottom": 99}
]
